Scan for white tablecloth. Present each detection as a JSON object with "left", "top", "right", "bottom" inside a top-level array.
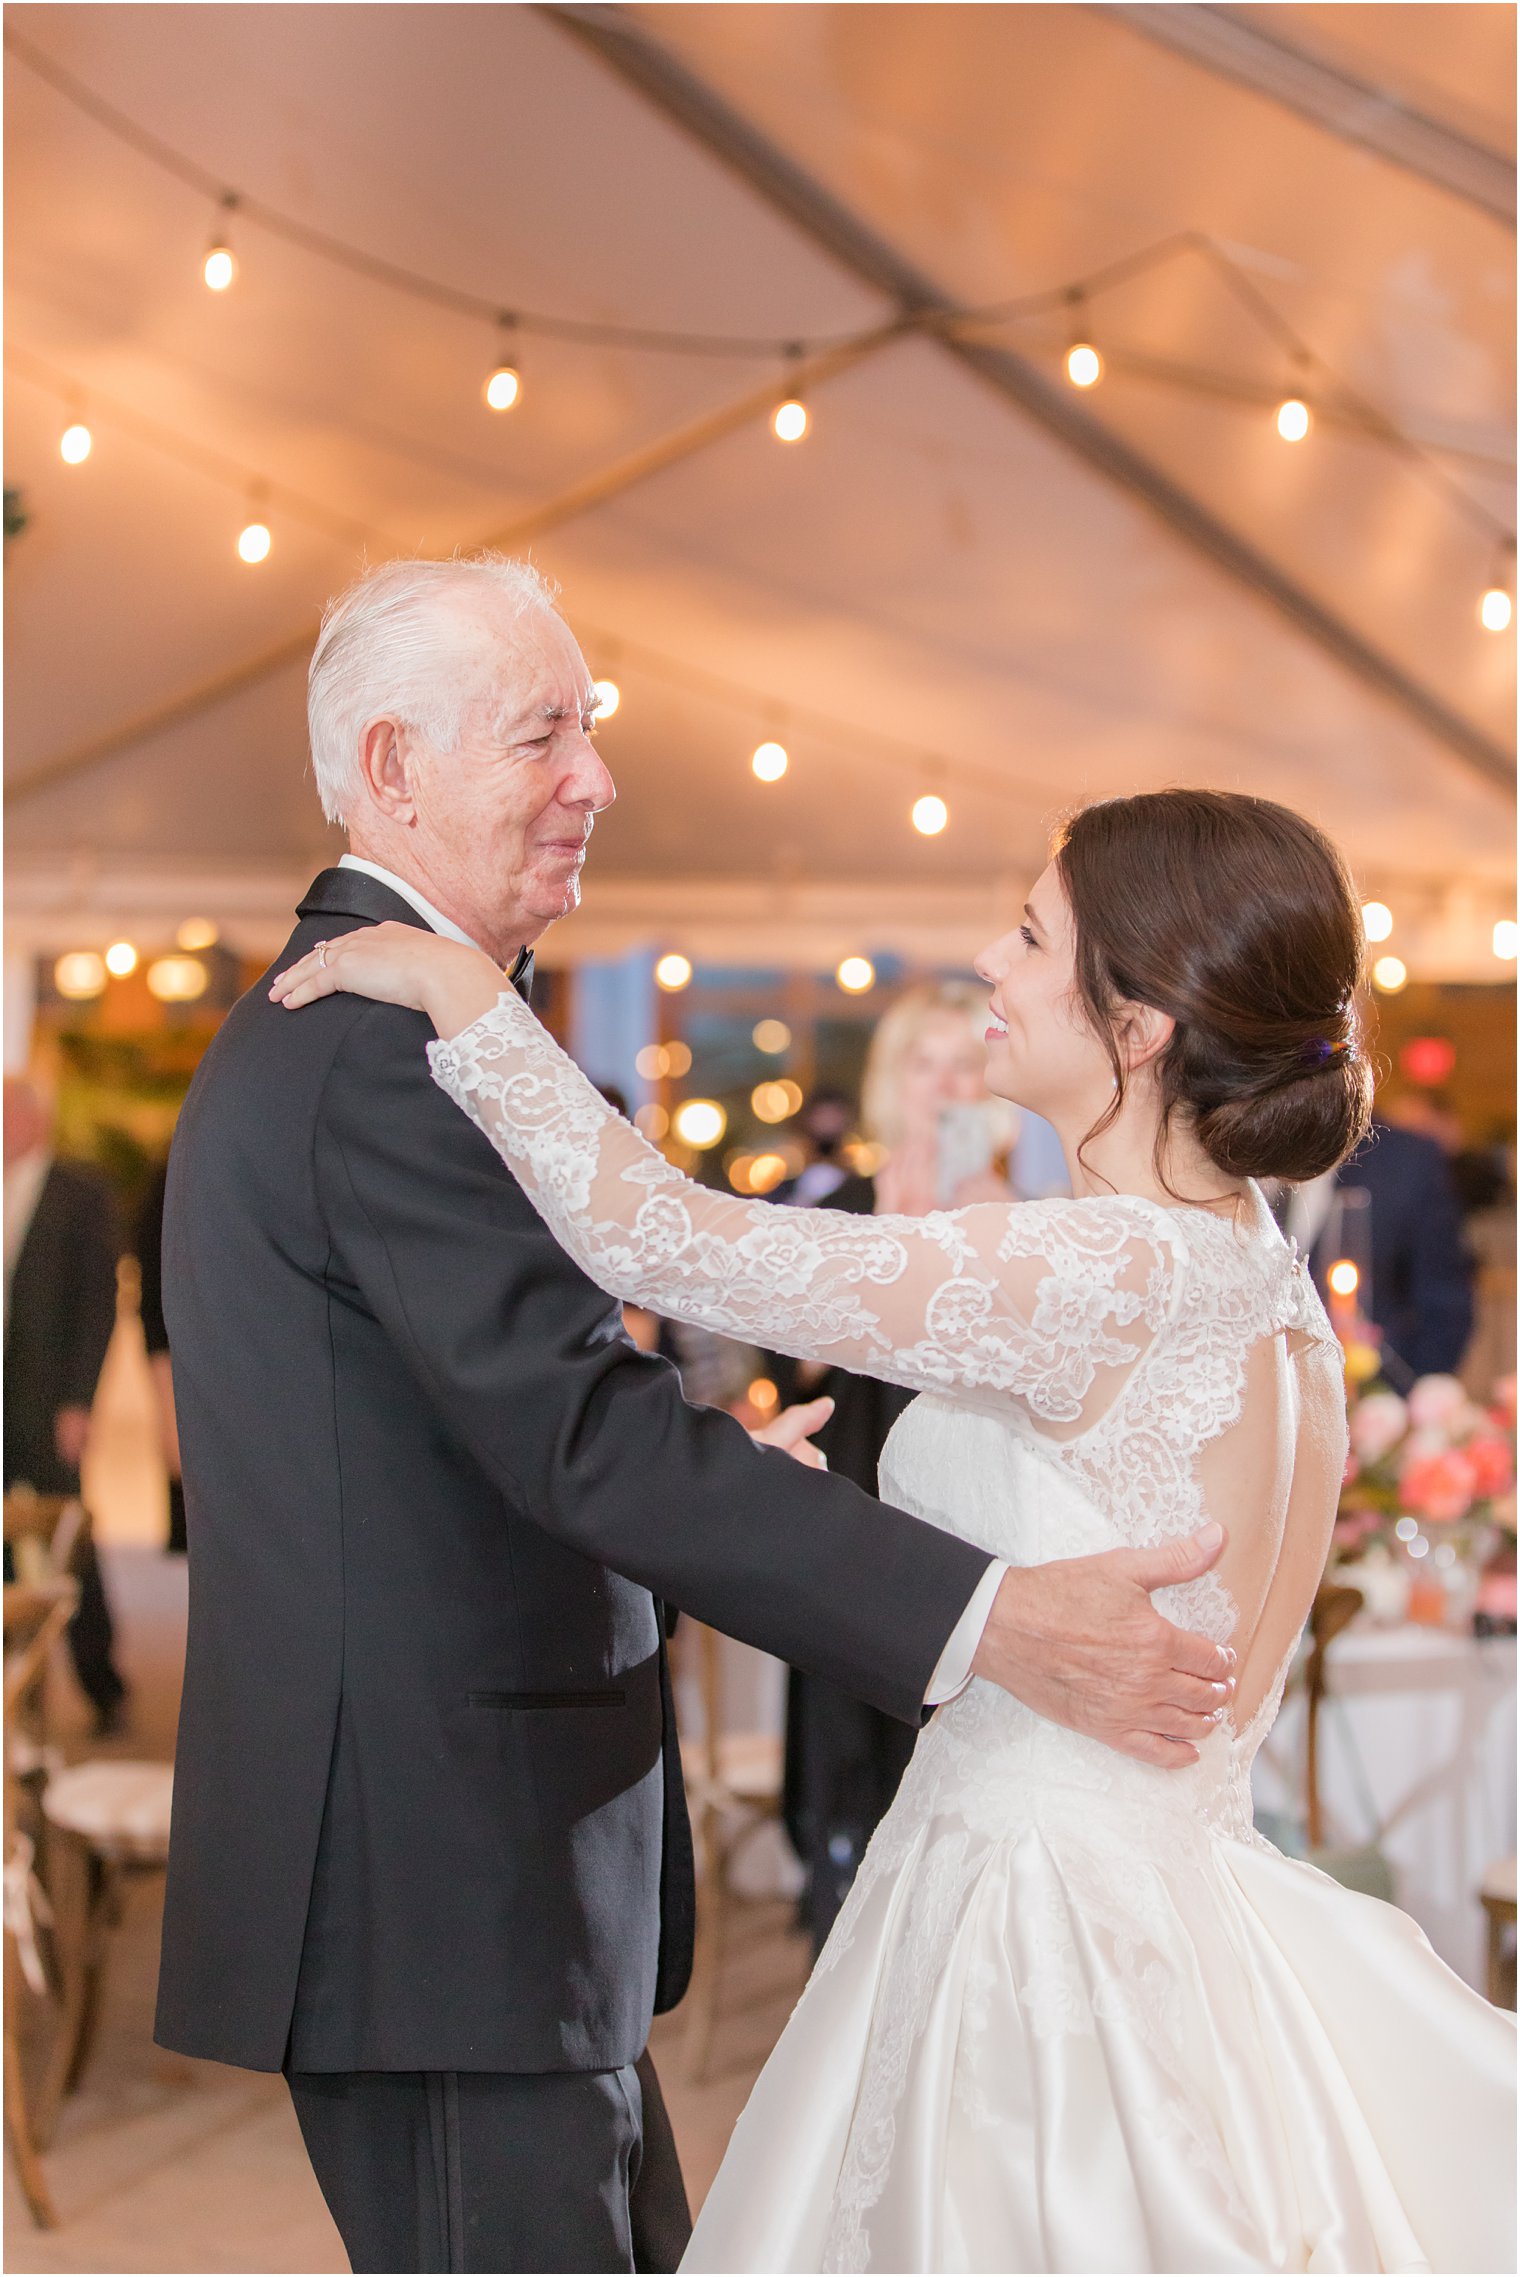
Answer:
[{"left": 1253, "top": 1623, "right": 1517, "bottom": 1988}]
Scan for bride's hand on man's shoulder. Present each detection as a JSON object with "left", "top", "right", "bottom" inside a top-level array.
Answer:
[{"left": 269, "top": 923, "right": 504, "bottom": 1037}]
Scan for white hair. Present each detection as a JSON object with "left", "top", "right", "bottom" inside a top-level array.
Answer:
[{"left": 307, "top": 554, "right": 560, "bottom": 824}]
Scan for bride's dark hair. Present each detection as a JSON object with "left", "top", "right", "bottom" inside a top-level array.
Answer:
[{"left": 1052, "top": 790, "right": 1374, "bottom": 1186}]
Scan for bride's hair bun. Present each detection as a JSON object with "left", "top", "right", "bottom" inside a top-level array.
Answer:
[{"left": 1053, "top": 791, "right": 1374, "bottom": 1185}]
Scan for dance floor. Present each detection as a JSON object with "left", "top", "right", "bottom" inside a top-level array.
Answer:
[{"left": 6, "top": 1324, "right": 810, "bottom": 2270}]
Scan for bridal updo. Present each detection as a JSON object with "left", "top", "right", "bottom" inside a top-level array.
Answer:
[{"left": 1053, "top": 790, "right": 1374, "bottom": 1186}]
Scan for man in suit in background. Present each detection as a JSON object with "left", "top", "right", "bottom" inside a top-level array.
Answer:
[
  {"left": 1280, "top": 1116, "right": 1474, "bottom": 1384},
  {"left": 3, "top": 1074, "right": 129, "bottom": 1731},
  {"left": 156, "top": 555, "right": 1236, "bottom": 2275}
]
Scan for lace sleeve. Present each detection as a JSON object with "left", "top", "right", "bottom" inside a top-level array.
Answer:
[{"left": 428, "top": 993, "right": 1179, "bottom": 1430}]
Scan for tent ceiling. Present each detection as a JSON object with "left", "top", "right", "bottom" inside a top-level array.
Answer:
[{"left": 4, "top": 2, "right": 1513, "bottom": 973}]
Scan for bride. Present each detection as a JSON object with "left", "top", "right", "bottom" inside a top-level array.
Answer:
[{"left": 273, "top": 788, "right": 1514, "bottom": 2274}]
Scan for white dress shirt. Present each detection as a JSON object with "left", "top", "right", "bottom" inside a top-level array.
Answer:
[{"left": 336, "top": 855, "right": 1003, "bottom": 1704}]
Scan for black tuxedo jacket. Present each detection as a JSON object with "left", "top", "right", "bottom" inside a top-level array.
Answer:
[
  {"left": 3, "top": 1157, "right": 119, "bottom": 1494},
  {"left": 1313, "top": 1122, "right": 1474, "bottom": 1384},
  {"left": 154, "top": 869, "right": 991, "bottom": 2075}
]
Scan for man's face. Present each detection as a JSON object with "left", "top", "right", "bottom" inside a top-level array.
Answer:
[{"left": 402, "top": 604, "right": 616, "bottom": 951}]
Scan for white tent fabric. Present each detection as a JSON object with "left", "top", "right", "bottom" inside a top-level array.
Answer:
[{"left": 4, "top": 2, "right": 1514, "bottom": 973}]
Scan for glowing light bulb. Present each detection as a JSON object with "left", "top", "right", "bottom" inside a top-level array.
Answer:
[
  {"left": 53, "top": 951, "right": 106, "bottom": 1001},
  {"left": 747, "top": 1377, "right": 779, "bottom": 1415},
  {"left": 238, "top": 521, "right": 271, "bottom": 564},
  {"left": 1328, "top": 1259, "right": 1359, "bottom": 1298},
  {"left": 1065, "top": 343, "right": 1102, "bottom": 390},
  {"left": 1480, "top": 586, "right": 1513, "bottom": 633},
  {"left": 751, "top": 1079, "right": 803, "bottom": 1124},
  {"left": 104, "top": 941, "right": 138, "bottom": 978},
  {"left": 1361, "top": 901, "right": 1393, "bottom": 943},
  {"left": 485, "top": 365, "right": 521, "bottom": 412},
  {"left": 203, "top": 244, "right": 236, "bottom": 292},
  {"left": 592, "top": 678, "right": 620, "bottom": 719},
  {"left": 752, "top": 1019, "right": 791, "bottom": 1054},
  {"left": 748, "top": 1153, "right": 789, "bottom": 1194},
  {"left": 772, "top": 398, "right": 808, "bottom": 443},
  {"left": 655, "top": 953, "right": 693, "bottom": 992},
  {"left": 911, "top": 794, "right": 948, "bottom": 836},
  {"left": 836, "top": 956, "right": 875, "bottom": 994},
  {"left": 1276, "top": 398, "right": 1311, "bottom": 443},
  {"left": 146, "top": 955, "right": 208, "bottom": 1003},
  {"left": 751, "top": 740, "right": 788, "bottom": 782},
  {"left": 59, "top": 423, "right": 92, "bottom": 465},
  {"left": 672, "top": 1098, "right": 726, "bottom": 1149},
  {"left": 1493, "top": 920, "right": 1518, "bottom": 960},
  {"left": 634, "top": 1103, "right": 669, "bottom": 1142},
  {"left": 176, "top": 918, "right": 219, "bottom": 951},
  {"left": 1372, "top": 955, "right": 1408, "bottom": 993},
  {"left": 635, "top": 1045, "right": 670, "bottom": 1081}
]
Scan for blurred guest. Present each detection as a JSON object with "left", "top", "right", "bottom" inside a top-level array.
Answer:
[
  {"left": 3, "top": 1074, "right": 129, "bottom": 1731},
  {"left": 1452, "top": 1138, "right": 1517, "bottom": 1397},
  {"left": 773, "top": 1088, "right": 855, "bottom": 1207},
  {"left": 135, "top": 1155, "right": 187, "bottom": 1554},
  {"left": 773, "top": 984, "right": 1005, "bottom": 1953},
  {"left": 1383, "top": 1087, "right": 1464, "bottom": 1155},
  {"left": 1275, "top": 1117, "right": 1474, "bottom": 1385}
]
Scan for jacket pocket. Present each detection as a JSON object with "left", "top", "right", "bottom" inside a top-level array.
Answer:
[{"left": 467, "top": 1689, "right": 627, "bottom": 1711}]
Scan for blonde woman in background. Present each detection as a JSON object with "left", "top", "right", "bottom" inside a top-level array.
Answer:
[{"left": 773, "top": 982, "right": 1014, "bottom": 1951}]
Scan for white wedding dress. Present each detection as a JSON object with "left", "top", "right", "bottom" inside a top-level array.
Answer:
[{"left": 427, "top": 993, "right": 1515, "bottom": 2276}]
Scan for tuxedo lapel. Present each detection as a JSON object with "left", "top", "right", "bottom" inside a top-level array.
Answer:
[{"left": 294, "top": 869, "right": 535, "bottom": 999}]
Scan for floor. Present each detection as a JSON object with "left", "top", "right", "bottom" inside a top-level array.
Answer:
[{"left": 6, "top": 1322, "right": 811, "bottom": 2272}]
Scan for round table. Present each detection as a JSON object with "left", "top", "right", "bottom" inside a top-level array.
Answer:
[{"left": 1252, "top": 1622, "right": 1517, "bottom": 1989}]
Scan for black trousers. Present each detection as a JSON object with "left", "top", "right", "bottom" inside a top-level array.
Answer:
[{"left": 287, "top": 2050, "right": 692, "bottom": 2274}]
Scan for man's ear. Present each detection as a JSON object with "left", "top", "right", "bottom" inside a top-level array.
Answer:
[
  {"left": 1117, "top": 1000, "right": 1175, "bottom": 1075},
  {"left": 356, "top": 718, "right": 417, "bottom": 826}
]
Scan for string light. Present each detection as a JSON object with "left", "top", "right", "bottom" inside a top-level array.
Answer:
[
  {"left": 1480, "top": 546, "right": 1514, "bottom": 632},
  {"left": 1276, "top": 395, "right": 1311, "bottom": 443},
  {"left": 237, "top": 518, "right": 271, "bottom": 563},
  {"left": 59, "top": 421, "right": 92, "bottom": 464},
  {"left": 747, "top": 1376, "right": 780, "bottom": 1414},
  {"left": 1327, "top": 1259, "right": 1359, "bottom": 1298},
  {"left": 484, "top": 316, "right": 522, "bottom": 412},
  {"left": 1372, "top": 955, "right": 1408, "bottom": 993},
  {"left": 911, "top": 793, "right": 948, "bottom": 836},
  {"left": 752, "top": 1019, "right": 791, "bottom": 1054},
  {"left": 176, "top": 918, "right": 219, "bottom": 950},
  {"left": 672, "top": 1098, "right": 726, "bottom": 1149},
  {"left": 1494, "top": 920, "right": 1518, "bottom": 961},
  {"left": 592, "top": 678, "right": 621, "bottom": 719},
  {"left": 836, "top": 956, "right": 875, "bottom": 994},
  {"left": 634, "top": 1103, "right": 669, "bottom": 1141},
  {"left": 146, "top": 955, "right": 209, "bottom": 1002},
  {"left": 53, "top": 951, "right": 106, "bottom": 1000},
  {"left": 104, "top": 940, "right": 138, "bottom": 977},
  {"left": 751, "top": 740, "right": 788, "bottom": 782},
  {"left": 752, "top": 1079, "right": 803, "bottom": 1124},
  {"left": 772, "top": 344, "right": 808, "bottom": 441},
  {"left": 1361, "top": 901, "right": 1394, "bottom": 942},
  {"left": 202, "top": 193, "right": 238, "bottom": 291},
  {"left": 655, "top": 953, "right": 693, "bottom": 992},
  {"left": 1063, "top": 291, "right": 1102, "bottom": 389}
]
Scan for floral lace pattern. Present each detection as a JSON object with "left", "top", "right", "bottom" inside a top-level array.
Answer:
[{"left": 428, "top": 991, "right": 1350, "bottom": 2272}]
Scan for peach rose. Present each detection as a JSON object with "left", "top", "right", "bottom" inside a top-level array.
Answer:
[
  {"left": 1466, "top": 1434, "right": 1515, "bottom": 1499},
  {"left": 1407, "top": 1375, "right": 1470, "bottom": 1431},
  {"left": 1399, "top": 1447, "right": 1479, "bottom": 1525}
]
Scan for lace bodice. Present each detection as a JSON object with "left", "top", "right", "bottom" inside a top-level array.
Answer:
[{"left": 428, "top": 991, "right": 1345, "bottom": 1736}]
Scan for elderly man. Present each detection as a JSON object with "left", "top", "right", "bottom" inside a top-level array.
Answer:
[{"left": 155, "top": 556, "right": 1233, "bottom": 2275}]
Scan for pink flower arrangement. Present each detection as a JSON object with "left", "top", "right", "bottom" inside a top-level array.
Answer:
[{"left": 1337, "top": 1369, "right": 1518, "bottom": 1568}]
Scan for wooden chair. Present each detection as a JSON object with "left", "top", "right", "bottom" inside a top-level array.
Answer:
[
  {"left": 678, "top": 1623, "right": 786, "bottom": 2082},
  {"left": 4, "top": 1489, "right": 87, "bottom": 1592},
  {"left": 36, "top": 1758, "right": 174, "bottom": 2142},
  {"left": 4, "top": 1576, "right": 78, "bottom": 2226},
  {"left": 1480, "top": 1859, "right": 1516, "bottom": 2009},
  {"left": 1304, "top": 1580, "right": 1365, "bottom": 1849}
]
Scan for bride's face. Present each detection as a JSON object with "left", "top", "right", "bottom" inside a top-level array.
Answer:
[{"left": 973, "top": 863, "right": 1115, "bottom": 1126}]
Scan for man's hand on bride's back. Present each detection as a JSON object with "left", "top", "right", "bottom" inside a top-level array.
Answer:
[
  {"left": 970, "top": 1525, "right": 1237, "bottom": 1767},
  {"left": 270, "top": 924, "right": 505, "bottom": 1038}
]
